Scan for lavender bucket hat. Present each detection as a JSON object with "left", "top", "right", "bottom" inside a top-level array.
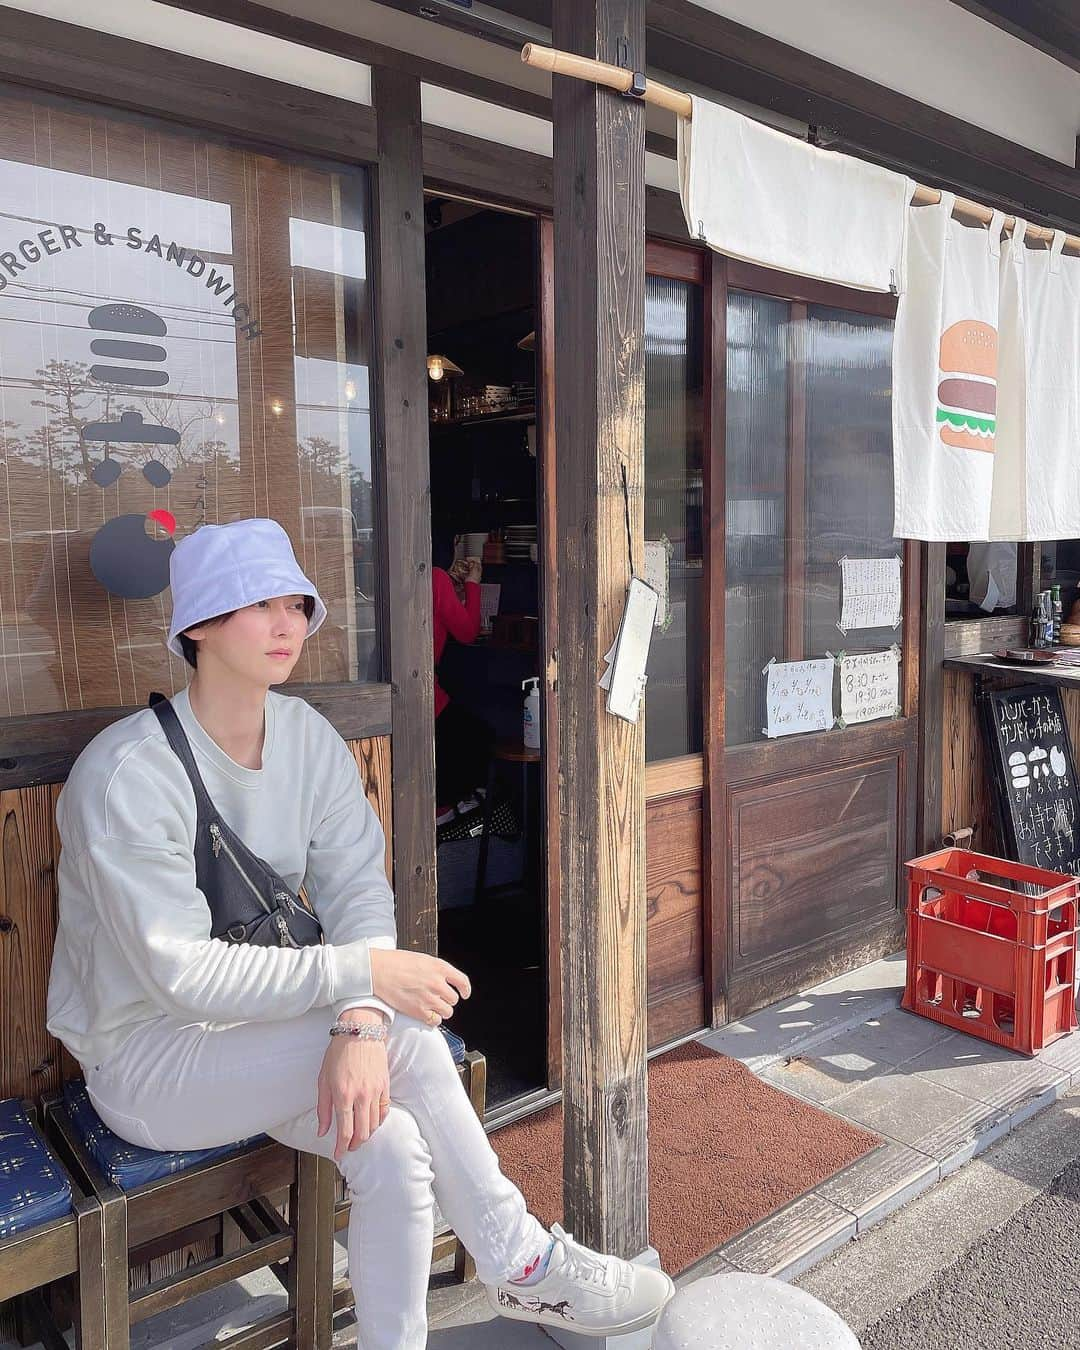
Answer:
[{"left": 166, "top": 518, "right": 328, "bottom": 659}]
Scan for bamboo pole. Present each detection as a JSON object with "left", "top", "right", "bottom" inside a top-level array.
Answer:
[{"left": 522, "top": 41, "right": 1080, "bottom": 255}]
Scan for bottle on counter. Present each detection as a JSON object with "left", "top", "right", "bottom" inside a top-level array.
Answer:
[
  {"left": 1032, "top": 592, "right": 1052, "bottom": 648},
  {"left": 1051, "top": 584, "right": 1063, "bottom": 645}
]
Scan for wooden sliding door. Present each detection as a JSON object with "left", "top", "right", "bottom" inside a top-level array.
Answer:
[{"left": 720, "top": 262, "right": 918, "bottom": 1017}]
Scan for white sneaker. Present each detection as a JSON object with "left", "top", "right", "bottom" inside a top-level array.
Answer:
[{"left": 484, "top": 1223, "right": 676, "bottom": 1337}]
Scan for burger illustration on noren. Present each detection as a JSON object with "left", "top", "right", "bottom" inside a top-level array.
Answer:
[{"left": 936, "top": 318, "right": 998, "bottom": 454}]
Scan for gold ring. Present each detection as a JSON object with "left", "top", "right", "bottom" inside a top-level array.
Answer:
[{"left": 428, "top": 1010, "right": 439, "bottom": 1025}]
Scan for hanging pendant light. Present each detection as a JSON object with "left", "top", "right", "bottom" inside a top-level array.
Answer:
[{"left": 427, "top": 353, "right": 464, "bottom": 382}]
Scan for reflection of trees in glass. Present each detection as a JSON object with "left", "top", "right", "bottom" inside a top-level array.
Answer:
[{"left": 6, "top": 359, "right": 236, "bottom": 488}]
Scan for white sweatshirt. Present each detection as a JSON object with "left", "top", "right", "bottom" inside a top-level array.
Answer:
[{"left": 46, "top": 684, "right": 398, "bottom": 1072}]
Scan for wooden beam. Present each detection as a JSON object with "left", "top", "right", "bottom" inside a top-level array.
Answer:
[
  {"left": 0, "top": 684, "right": 392, "bottom": 790},
  {"left": 165, "top": 2, "right": 680, "bottom": 156},
  {"left": 918, "top": 543, "right": 947, "bottom": 852},
  {"left": 944, "top": 2, "right": 1080, "bottom": 76},
  {"left": 371, "top": 67, "right": 438, "bottom": 953},
  {"left": 363, "top": 0, "right": 548, "bottom": 50},
  {"left": 151, "top": 0, "right": 1080, "bottom": 231},
  {"left": 645, "top": 0, "right": 1080, "bottom": 232},
  {"left": 161, "top": 0, "right": 554, "bottom": 119},
  {"left": 551, "top": 0, "right": 650, "bottom": 1258},
  {"left": 0, "top": 8, "right": 376, "bottom": 163}
]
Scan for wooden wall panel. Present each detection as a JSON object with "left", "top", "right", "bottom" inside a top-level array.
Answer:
[
  {"left": 941, "top": 668, "right": 1000, "bottom": 851},
  {"left": 0, "top": 782, "right": 64, "bottom": 1102},
  {"left": 723, "top": 752, "right": 905, "bottom": 1021},
  {"left": 732, "top": 759, "right": 899, "bottom": 965},
  {"left": 645, "top": 791, "right": 705, "bottom": 1048}
]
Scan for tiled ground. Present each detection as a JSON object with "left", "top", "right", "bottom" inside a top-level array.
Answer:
[{"left": 10, "top": 949, "right": 1079, "bottom": 1348}]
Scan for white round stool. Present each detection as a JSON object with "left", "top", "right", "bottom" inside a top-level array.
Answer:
[{"left": 652, "top": 1273, "right": 861, "bottom": 1350}]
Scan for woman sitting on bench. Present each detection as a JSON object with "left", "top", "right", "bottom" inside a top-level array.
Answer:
[{"left": 45, "top": 517, "right": 673, "bottom": 1349}]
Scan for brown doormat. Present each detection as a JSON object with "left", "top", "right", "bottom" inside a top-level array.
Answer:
[{"left": 489, "top": 1040, "right": 881, "bottom": 1276}]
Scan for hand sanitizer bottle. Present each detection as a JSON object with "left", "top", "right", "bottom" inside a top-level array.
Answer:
[{"left": 522, "top": 677, "right": 541, "bottom": 749}]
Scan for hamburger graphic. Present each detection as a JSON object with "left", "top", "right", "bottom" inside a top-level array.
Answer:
[{"left": 937, "top": 319, "right": 997, "bottom": 453}]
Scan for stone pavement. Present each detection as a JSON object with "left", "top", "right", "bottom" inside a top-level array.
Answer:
[
  {"left": 8, "top": 949, "right": 1078, "bottom": 1348},
  {"left": 797, "top": 1082, "right": 1080, "bottom": 1347}
]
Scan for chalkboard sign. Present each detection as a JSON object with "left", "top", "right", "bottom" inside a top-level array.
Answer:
[{"left": 979, "top": 684, "right": 1080, "bottom": 876}]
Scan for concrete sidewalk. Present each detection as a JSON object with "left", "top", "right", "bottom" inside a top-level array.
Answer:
[
  {"left": 8, "top": 949, "right": 1077, "bottom": 1349},
  {"left": 426, "top": 948, "right": 1080, "bottom": 1345}
]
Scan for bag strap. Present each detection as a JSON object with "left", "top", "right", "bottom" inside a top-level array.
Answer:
[{"left": 147, "top": 691, "right": 215, "bottom": 815}]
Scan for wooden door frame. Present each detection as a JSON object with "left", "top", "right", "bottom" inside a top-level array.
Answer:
[{"left": 541, "top": 231, "right": 718, "bottom": 1078}]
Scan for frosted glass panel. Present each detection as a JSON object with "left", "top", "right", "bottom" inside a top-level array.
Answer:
[
  {"left": 644, "top": 274, "right": 704, "bottom": 762},
  {"left": 804, "top": 305, "right": 900, "bottom": 657},
  {"left": 725, "top": 291, "right": 789, "bottom": 746},
  {"left": 725, "top": 295, "right": 900, "bottom": 746}
]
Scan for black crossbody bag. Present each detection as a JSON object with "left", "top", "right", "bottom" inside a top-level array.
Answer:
[{"left": 148, "top": 692, "right": 324, "bottom": 950}]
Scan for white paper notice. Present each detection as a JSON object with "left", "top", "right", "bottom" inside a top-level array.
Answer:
[
  {"left": 839, "top": 649, "right": 901, "bottom": 725},
  {"left": 838, "top": 557, "right": 901, "bottom": 633},
  {"left": 642, "top": 540, "right": 670, "bottom": 629},
  {"left": 764, "top": 658, "right": 835, "bottom": 739}
]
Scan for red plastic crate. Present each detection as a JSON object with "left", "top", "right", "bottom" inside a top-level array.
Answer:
[{"left": 902, "top": 848, "right": 1079, "bottom": 1056}]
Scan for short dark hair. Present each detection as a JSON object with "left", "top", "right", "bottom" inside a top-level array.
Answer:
[{"left": 179, "top": 594, "right": 316, "bottom": 669}]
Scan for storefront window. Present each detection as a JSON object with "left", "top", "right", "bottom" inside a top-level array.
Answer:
[
  {"left": 644, "top": 273, "right": 704, "bottom": 762},
  {"left": 725, "top": 294, "right": 900, "bottom": 745},
  {"left": 0, "top": 93, "right": 377, "bottom": 718}
]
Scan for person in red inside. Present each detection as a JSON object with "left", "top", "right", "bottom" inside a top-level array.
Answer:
[{"left": 432, "top": 529, "right": 494, "bottom": 826}]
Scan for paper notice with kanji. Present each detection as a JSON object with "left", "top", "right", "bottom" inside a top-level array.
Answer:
[
  {"left": 764, "top": 658, "right": 835, "bottom": 738},
  {"left": 839, "top": 649, "right": 900, "bottom": 725},
  {"left": 839, "top": 557, "right": 901, "bottom": 633}
]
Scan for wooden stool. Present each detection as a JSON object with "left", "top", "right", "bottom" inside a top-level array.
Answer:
[
  {"left": 0, "top": 1097, "right": 106, "bottom": 1350},
  {"left": 42, "top": 1082, "right": 323, "bottom": 1350}
]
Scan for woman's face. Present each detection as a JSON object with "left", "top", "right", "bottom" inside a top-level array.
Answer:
[{"left": 187, "top": 594, "right": 310, "bottom": 686}]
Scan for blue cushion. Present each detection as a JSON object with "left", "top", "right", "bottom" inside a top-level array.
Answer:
[
  {"left": 61, "top": 1025, "right": 467, "bottom": 1191},
  {"left": 63, "top": 1081, "right": 265, "bottom": 1191},
  {"left": 440, "top": 1025, "right": 466, "bottom": 1065},
  {"left": 0, "top": 1098, "right": 73, "bottom": 1237}
]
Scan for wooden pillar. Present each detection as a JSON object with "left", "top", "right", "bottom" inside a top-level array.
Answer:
[
  {"left": 551, "top": 0, "right": 649, "bottom": 1257},
  {"left": 372, "top": 67, "right": 437, "bottom": 955}
]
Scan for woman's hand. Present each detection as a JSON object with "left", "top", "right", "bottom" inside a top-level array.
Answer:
[
  {"left": 463, "top": 557, "right": 482, "bottom": 585},
  {"left": 317, "top": 1020, "right": 390, "bottom": 1160},
  {"left": 370, "top": 949, "right": 471, "bottom": 1023}
]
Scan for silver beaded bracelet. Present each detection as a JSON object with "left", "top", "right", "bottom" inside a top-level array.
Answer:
[{"left": 329, "top": 1020, "right": 388, "bottom": 1042}]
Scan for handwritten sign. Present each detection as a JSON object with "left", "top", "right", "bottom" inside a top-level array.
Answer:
[
  {"left": 979, "top": 685, "right": 1080, "bottom": 876},
  {"left": 764, "top": 658, "right": 834, "bottom": 739},
  {"left": 839, "top": 649, "right": 900, "bottom": 725},
  {"left": 839, "top": 557, "right": 901, "bottom": 633}
]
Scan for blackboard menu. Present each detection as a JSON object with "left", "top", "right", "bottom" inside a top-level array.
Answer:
[{"left": 979, "top": 684, "right": 1080, "bottom": 876}]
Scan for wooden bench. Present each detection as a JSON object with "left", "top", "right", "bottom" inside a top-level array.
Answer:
[
  {"left": 2, "top": 735, "right": 483, "bottom": 1348},
  {"left": 26, "top": 1030, "right": 485, "bottom": 1350}
]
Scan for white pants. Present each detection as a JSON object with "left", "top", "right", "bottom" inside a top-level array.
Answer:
[{"left": 83, "top": 1009, "right": 550, "bottom": 1349}]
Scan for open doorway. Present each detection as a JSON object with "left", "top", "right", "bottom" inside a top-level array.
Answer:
[{"left": 424, "top": 196, "right": 547, "bottom": 1111}]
